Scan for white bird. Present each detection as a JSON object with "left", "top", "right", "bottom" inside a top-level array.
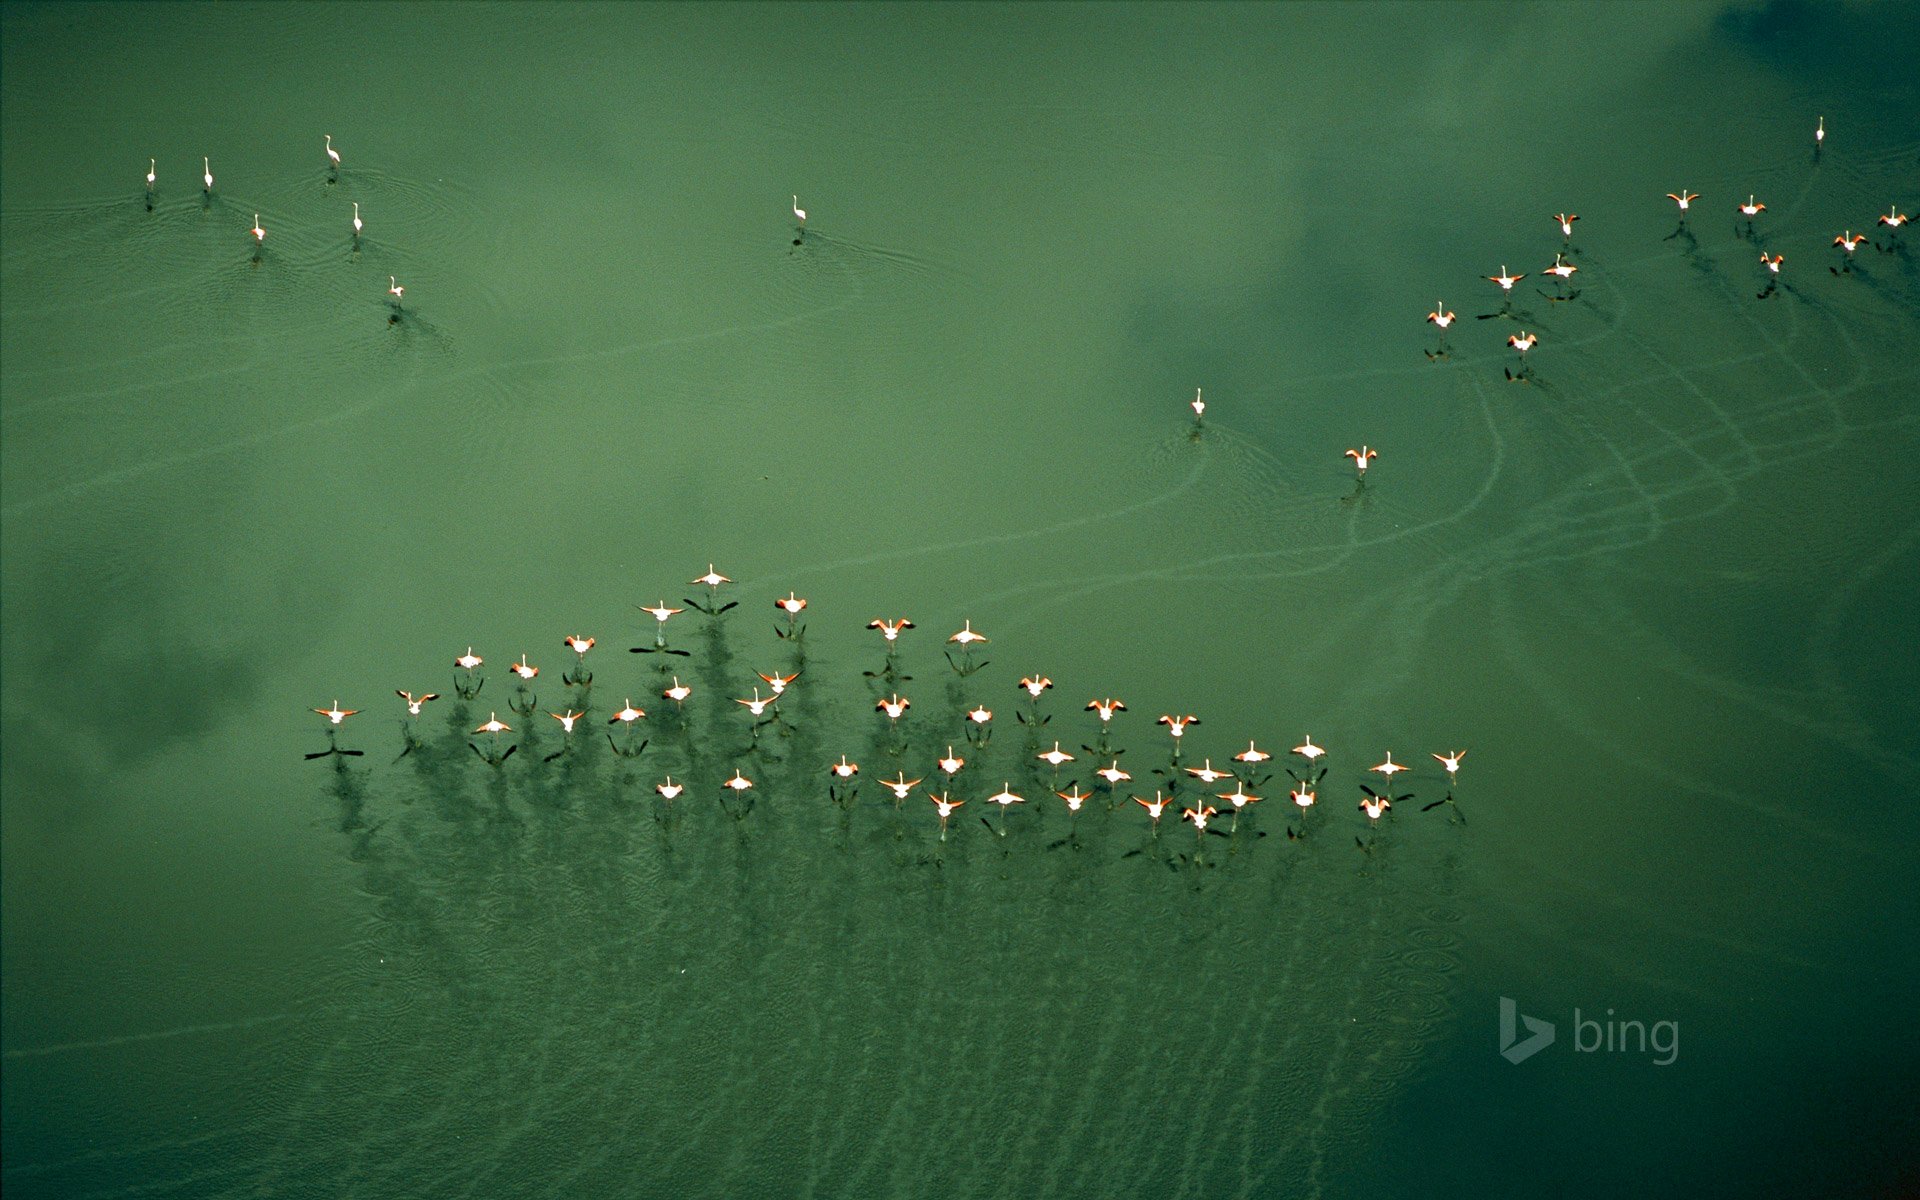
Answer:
[
  {"left": 145, "top": 158, "right": 156, "bottom": 191},
  {"left": 325, "top": 134, "right": 341, "bottom": 168},
  {"left": 203, "top": 157, "right": 213, "bottom": 192},
  {"left": 388, "top": 276, "right": 404, "bottom": 304},
  {"left": 792, "top": 195, "right": 807, "bottom": 226},
  {"left": 352, "top": 202, "right": 362, "bottom": 238},
  {"left": 251, "top": 213, "right": 265, "bottom": 244}
]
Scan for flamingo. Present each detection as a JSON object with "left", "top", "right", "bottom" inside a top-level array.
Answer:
[
  {"left": 656, "top": 777, "right": 685, "bottom": 801},
  {"left": 395, "top": 690, "right": 439, "bottom": 716},
  {"left": 758, "top": 670, "right": 799, "bottom": 696},
  {"left": 792, "top": 195, "right": 806, "bottom": 227},
  {"left": 509, "top": 655, "right": 539, "bottom": 681},
  {"left": 1019, "top": 675, "right": 1053, "bottom": 699},
  {"left": 1292, "top": 735, "right": 1325, "bottom": 763},
  {"left": 830, "top": 756, "right": 859, "bottom": 779},
  {"left": 610, "top": 700, "right": 646, "bottom": 726},
  {"left": 929, "top": 790, "right": 964, "bottom": 839},
  {"left": 1134, "top": 791, "right": 1172, "bottom": 828},
  {"left": 1087, "top": 698, "right": 1126, "bottom": 723},
  {"left": 937, "top": 746, "right": 965, "bottom": 777},
  {"left": 1553, "top": 212, "right": 1578, "bottom": 239},
  {"left": 1345, "top": 446, "right": 1376, "bottom": 476},
  {"left": 251, "top": 213, "right": 265, "bottom": 244},
  {"left": 880, "top": 772, "right": 923, "bottom": 802},
  {"left": 549, "top": 710, "right": 584, "bottom": 734},
  {"left": 1666, "top": 189, "right": 1699, "bottom": 213},
  {"left": 314, "top": 701, "right": 359, "bottom": 725},
  {"left": 455, "top": 647, "right": 483, "bottom": 670},
  {"left": 1036, "top": 741, "right": 1074, "bottom": 769},
  {"left": 1878, "top": 206, "right": 1908, "bottom": 229},
  {"left": 1426, "top": 301, "right": 1456, "bottom": 330},
  {"left": 868, "top": 618, "right": 914, "bottom": 642},
  {"left": 1370, "top": 752, "right": 1409, "bottom": 784},
  {"left": 1834, "top": 231, "right": 1866, "bottom": 254},
  {"left": 1815, "top": 116, "right": 1825, "bottom": 144},
  {"left": 1191, "top": 388, "right": 1205, "bottom": 422},
  {"left": 388, "top": 276, "right": 404, "bottom": 307},
  {"left": 1544, "top": 253, "right": 1577, "bottom": 280},
  {"left": 1096, "top": 760, "right": 1132, "bottom": 786},
  {"left": 1185, "top": 758, "right": 1230, "bottom": 785},
  {"left": 663, "top": 676, "right": 692, "bottom": 705},
  {"left": 352, "top": 202, "right": 362, "bottom": 238},
  {"left": 1183, "top": 801, "right": 1219, "bottom": 835},
  {"left": 203, "top": 157, "right": 213, "bottom": 193},
  {"left": 325, "top": 133, "right": 340, "bottom": 169},
  {"left": 145, "top": 158, "right": 156, "bottom": 192},
  {"left": 1487, "top": 265, "right": 1525, "bottom": 291},
  {"left": 1738, "top": 194, "right": 1766, "bottom": 218},
  {"left": 1433, "top": 750, "right": 1466, "bottom": 781},
  {"left": 1290, "top": 779, "right": 1317, "bottom": 810},
  {"left": 473, "top": 712, "right": 511, "bottom": 735},
  {"left": 1057, "top": 786, "right": 1091, "bottom": 814},
  {"left": 1234, "top": 741, "right": 1271, "bottom": 765},
  {"left": 1760, "top": 253, "right": 1783, "bottom": 275}
]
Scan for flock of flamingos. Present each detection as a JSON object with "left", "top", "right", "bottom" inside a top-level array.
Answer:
[{"left": 215, "top": 116, "right": 1898, "bottom": 847}]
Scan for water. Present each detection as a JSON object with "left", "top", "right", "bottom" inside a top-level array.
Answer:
[{"left": 4, "top": 2, "right": 1918, "bottom": 1196}]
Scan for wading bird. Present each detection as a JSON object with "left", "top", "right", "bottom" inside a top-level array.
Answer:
[
  {"left": 1345, "top": 446, "right": 1376, "bottom": 477},
  {"left": 251, "top": 213, "right": 265, "bottom": 244},
  {"left": 1292, "top": 734, "right": 1325, "bottom": 763},
  {"left": 352, "top": 202, "right": 362, "bottom": 239},
  {"left": 688, "top": 564, "right": 735, "bottom": 614},
  {"left": 792, "top": 195, "right": 806, "bottom": 227},
  {"left": 1487, "top": 265, "right": 1525, "bottom": 292},
  {"left": 1553, "top": 212, "right": 1578, "bottom": 240},
  {"left": 203, "top": 157, "right": 213, "bottom": 193},
  {"left": 325, "top": 134, "right": 340, "bottom": 170},
  {"left": 938, "top": 746, "right": 965, "bottom": 777},
  {"left": 1433, "top": 749, "right": 1466, "bottom": 781}
]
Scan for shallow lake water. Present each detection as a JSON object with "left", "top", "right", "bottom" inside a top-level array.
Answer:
[{"left": 4, "top": 3, "right": 1917, "bottom": 1196}]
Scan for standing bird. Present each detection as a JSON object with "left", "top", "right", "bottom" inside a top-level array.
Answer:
[
  {"left": 1292, "top": 735, "right": 1326, "bottom": 764},
  {"left": 1552, "top": 212, "right": 1578, "bottom": 241},
  {"left": 633, "top": 601, "right": 688, "bottom": 655},
  {"left": 203, "top": 157, "right": 213, "bottom": 193},
  {"left": 1666, "top": 189, "right": 1698, "bottom": 214},
  {"left": 453, "top": 646, "right": 484, "bottom": 698},
  {"left": 563, "top": 634, "right": 595, "bottom": 685},
  {"left": 145, "top": 157, "right": 156, "bottom": 209},
  {"left": 1345, "top": 446, "right": 1377, "bottom": 478},
  {"left": 251, "top": 213, "right": 265, "bottom": 245},
  {"left": 325, "top": 133, "right": 341, "bottom": 174},
  {"left": 1191, "top": 388, "right": 1205, "bottom": 430},
  {"left": 792, "top": 195, "right": 807, "bottom": 227},
  {"left": 1433, "top": 749, "right": 1466, "bottom": 782},
  {"left": 1833, "top": 230, "right": 1867, "bottom": 273},
  {"left": 1424, "top": 301, "right": 1456, "bottom": 359},
  {"left": 387, "top": 276, "right": 405, "bottom": 312},
  {"left": 1737, "top": 194, "right": 1766, "bottom": 240},
  {"left": 1814, "top": 115, "right": 1825, "bottom": 157},
  {"left": 352, "top": 202, "right": 363, "bottom": 240}
]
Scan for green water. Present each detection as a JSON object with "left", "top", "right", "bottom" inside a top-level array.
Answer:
[{"left": 4, "top": 2, "right": 1917, "bottom": 1196}]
